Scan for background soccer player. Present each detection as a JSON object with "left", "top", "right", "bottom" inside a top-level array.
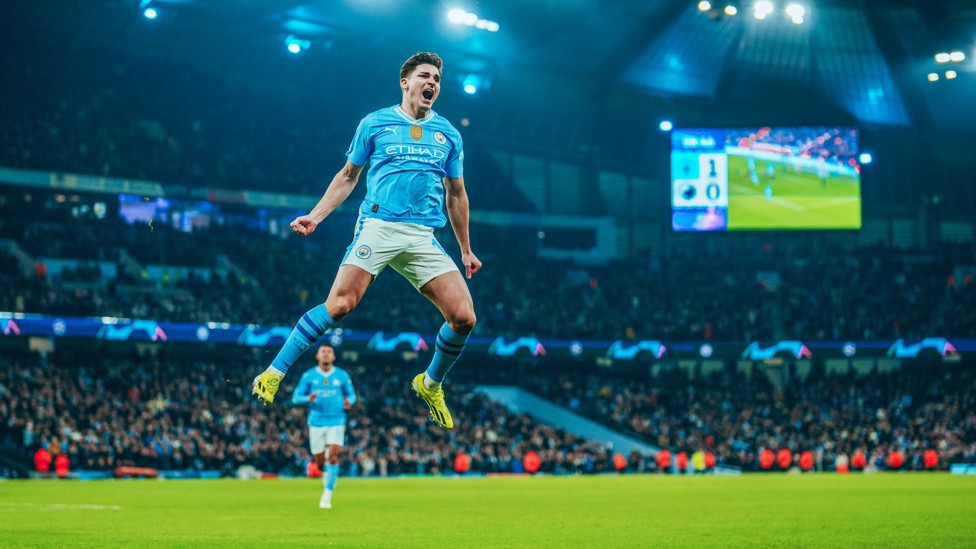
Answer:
[
  {"left": 252, "top": 51, "right": 481, "bottom": 431},
  {"left": 291, "top": 344, "right": 356, "bottom": 509}
]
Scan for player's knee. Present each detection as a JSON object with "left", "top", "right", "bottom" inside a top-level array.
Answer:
[
  {"left": 326, "top": 295, "right": 358, "bottom": 320},
  {"left": 449, "top": 309, "right": 476, "bottom": 334},
  {"left": 315, "top": 454, "right": 326, "bottom": 468}
]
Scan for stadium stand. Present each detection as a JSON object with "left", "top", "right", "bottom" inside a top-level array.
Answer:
[
  {"left": 1, "top": 350, "right": 616, "bottom": 477},
  {"left": 2, "top": 194, "right": 974, "bottom": 341}
]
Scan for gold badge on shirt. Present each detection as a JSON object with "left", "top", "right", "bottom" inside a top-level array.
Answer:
[{"left": 410, "top": 125, "right": 423, "bottom": 141}]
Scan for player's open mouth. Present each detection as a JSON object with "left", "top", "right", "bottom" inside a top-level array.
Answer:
[{"left": 422, "top": 89, "right": 434, "bottom": 100}]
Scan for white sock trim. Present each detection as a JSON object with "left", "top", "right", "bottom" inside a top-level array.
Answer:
[{"left": 423, "top": 372, "right": 442, "bottom": 390}]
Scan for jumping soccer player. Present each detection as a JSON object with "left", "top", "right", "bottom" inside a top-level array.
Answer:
[
  {"left": 252, "top": 52, "right": 480, "bottom": 430},
  {"left": 292, "top": 344, "right": 356, "bottom": 509}
]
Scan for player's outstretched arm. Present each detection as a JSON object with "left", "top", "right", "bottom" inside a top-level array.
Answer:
[
  {"left": 444, "top": 176, "right": 482, "bottom": 279},
  {"left": 291, "top": 161, "right": 365, "bottom": 237}
]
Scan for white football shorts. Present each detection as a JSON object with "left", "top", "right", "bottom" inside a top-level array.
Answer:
[
  {"left": 341, "top": 217, "right": 459, "bottom": 290},
  {"left": 309, "top": 425, "right": 346, "bottom": 454}
]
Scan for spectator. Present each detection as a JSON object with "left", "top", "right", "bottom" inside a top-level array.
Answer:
[{"left": 34, "top": 446, "right": 51, "bottom": 473}]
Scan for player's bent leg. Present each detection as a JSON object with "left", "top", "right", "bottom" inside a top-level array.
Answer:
[
  {"left": 420, "top": 271, "right": 476, "bottom": 334},
  {"left": 324, "top": 265, "right": 375, "bottom": 322},
  {"left": 252, "top": 266, "right": 374, "bottom": 407},
  {"left": 410, "top": 272, "right": 477, "bottom": 429}
]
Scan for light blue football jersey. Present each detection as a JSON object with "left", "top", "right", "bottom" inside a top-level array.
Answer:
[
  {"left": 346, "top": 105, "right": 464, "bottom": 228},
  {"left": 291, "top": 366, "right": 357, "bottom": 427}
]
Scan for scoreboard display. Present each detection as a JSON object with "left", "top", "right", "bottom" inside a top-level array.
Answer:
[{"left": 670, "top": 127, "right": 862, "bottom": 231}]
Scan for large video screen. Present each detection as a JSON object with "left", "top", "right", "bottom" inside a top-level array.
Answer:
[{"left": 671, "top": 126, "right": 862, "bottom": 231}]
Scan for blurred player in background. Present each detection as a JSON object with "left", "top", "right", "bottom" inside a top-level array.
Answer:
[
  {"left": 747, "top": 154, "right": 760, "bottom": 185},
  {"left": 818, "top": 158, "right": 830, "bottom": 188},
  {"left": 252, "top": 51, "right": 480, "bottom": 430},
  {"left": 291, "top": 344, "right": 356, "bottom": 509}
]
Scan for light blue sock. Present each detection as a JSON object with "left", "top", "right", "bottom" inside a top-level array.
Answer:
[
  {"left": 325, "top": 464, "right": 340, "bottom": 491},
  {"left": 426, "top": 323, "right": 469, "bottom": 382},
  {"left": 270, "top": 304, "right": 334, "bottom": 374}
]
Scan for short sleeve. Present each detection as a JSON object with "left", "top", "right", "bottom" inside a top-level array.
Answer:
[
  {"left": 445, "top": 132, "right": 463, "bottom": 179},
  {"left": 346, "top": 116, "right": 374, "bottom": 167}
]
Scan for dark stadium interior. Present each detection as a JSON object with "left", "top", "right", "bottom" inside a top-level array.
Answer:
[{"left": 2, "top": 0, "right": 975, "bottom": 507}]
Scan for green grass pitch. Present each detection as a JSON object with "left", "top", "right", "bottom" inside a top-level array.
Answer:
[
  {"left": 726, "top": 154, "right": 861, "bottom": 230},
  {"left": 3, "top": 474, "right": 975, "bottom": 548}
]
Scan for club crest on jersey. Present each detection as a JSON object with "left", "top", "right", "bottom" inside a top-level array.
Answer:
[
  {"left": 434, "top": 131, "right": 446, "bottom": 145},
  {"left": 356, "top": 245, "right": 372, "bottom": 259},
  {"left": 410, "top": 125, "right": 423, "bottom": 141},
  {"left": 333, "top": 379, "right": 341, "bottom": 387}
]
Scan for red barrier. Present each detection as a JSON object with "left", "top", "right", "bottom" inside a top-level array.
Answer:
[{"left": 114, "top": 466, "right": 158, "bottom": 478}]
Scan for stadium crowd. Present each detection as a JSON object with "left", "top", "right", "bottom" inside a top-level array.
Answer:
[
  {"left": 726, "top": 127, "right": 859, "bottom": 164},
  {"left": 528, "top": 365, "right": 976, "bottom": 472},
  {"left": 5, "top": 348, "right": 972, "bottom": 477},
  {"left": 0, "top": 34, "right": 533, "bottom": 213},
  {"left": 2, "top": 196, "right": 974, "bottom": 342},
  {"left": 1, "top": 351, "right": 616, "bottom": 478}
]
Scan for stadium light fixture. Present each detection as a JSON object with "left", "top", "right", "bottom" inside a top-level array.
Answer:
[
  {"left": 143, "top": 7, "right": 158, "bottom": 19},
  {"left": 754, "top": 1, "right": 773, "bottom": 19},
  {"left": 462, "top": 75, "right": 481, "bottom": 95},
  {"left": 284, "top": 35, "right": 310, "bottom": 55},
  {"left": 698, "top": 1, "right": 712, "bottom": 11},
  {"left": 949, "top": 51, "right": 965, "bottom": 62},
  {"left": 659, "top": 120, "right": 673, "bottom": 132},
  {"left": 945, "top": 70, "right": 957, "bottom": 79},
  {"left": 859, "top": 153, "right": 872, "bottom": 165},
  {"left": 786, "top": 3, "right": 805, "bottom": 23},
  {"left": 447, "top": 8, "right": 466, "bottom": 24},
  {"left": 935, "top": 52, "right": 951, "bottom": 63},
  {"left": 785, "top": 4, "right": 805, "bottom": 18},
  {"left": 446, "top": 8, "right": 499, "bottom": 32},
  {"left": 927, "top": 72, "right": 939, "bottom": 82},
  {"left": 724, "top": 4, "right": 738, "bottom": 16}
]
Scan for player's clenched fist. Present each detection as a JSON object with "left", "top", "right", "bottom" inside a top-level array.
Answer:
[{"left": 290, "top": 216, "right": 318, "bottom": 236}]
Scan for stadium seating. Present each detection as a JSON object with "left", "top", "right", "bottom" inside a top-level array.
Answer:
[{"left": 1, "top": 351, "right": 615, "bottom": 477}]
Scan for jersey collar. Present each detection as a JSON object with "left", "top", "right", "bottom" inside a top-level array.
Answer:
[{"left": 395, "top": 106, "right": 436, "bottom": 126}]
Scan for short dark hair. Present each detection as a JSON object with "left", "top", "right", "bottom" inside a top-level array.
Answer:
[{"left": 400, "top": 52, "right": 443, "bottom": 80}]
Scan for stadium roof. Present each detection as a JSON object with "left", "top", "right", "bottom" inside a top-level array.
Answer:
[
  {"left": 15, "top": 1, "right": 973, "bottom": 128},
  {"left": 9, "top": 0, "right": 976, "bottom": 173}
]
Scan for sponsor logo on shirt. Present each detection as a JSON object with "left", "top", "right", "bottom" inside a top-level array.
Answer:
[{"left": 384, "top": 145, "right": 445, "bottom": 158}]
